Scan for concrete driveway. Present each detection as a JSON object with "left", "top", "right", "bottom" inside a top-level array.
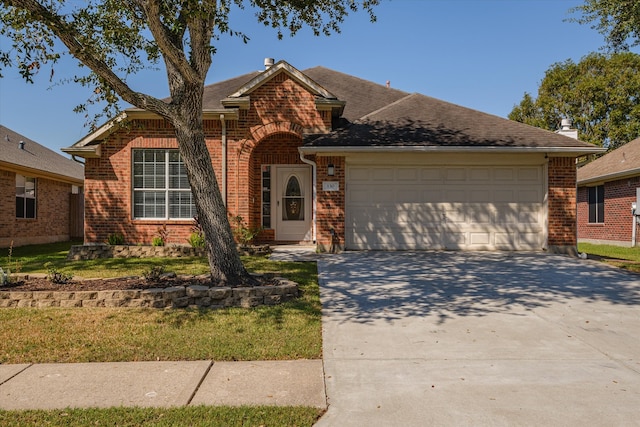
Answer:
[{"left": 314, "top": 251, "right": 640, "bottom": 427}]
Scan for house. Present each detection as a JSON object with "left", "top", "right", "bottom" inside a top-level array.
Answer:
[
  {"left": 63, "top": 59, "right": 601, "bottom": 253},
  {"left": 0, "top": 125, "right": 84, "bottom": 248},
  {"left": 577, "top": 137, "right": 640, "bottom": 247}
]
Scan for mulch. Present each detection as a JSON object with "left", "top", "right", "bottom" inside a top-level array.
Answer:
[{"left": 0, "top": 274, "right": 277, "bottom": 292}]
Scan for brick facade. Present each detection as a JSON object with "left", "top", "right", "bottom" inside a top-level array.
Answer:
[
  {"left": 547, "top": 157, "right": 578, "bottom": 252},
  {"left": 80, "top": 66, "right": 583, "bottom": 252},
  {"left": 83, "top": 72, "right": 330, "bottom": 246},
  {"left": 577, "top": 176, "right": 640, "bottom": 246},
  {"left": 0, "top": 168, "right": 79, "bottom": 248}
]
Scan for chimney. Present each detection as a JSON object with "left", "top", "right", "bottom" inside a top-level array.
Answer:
[
  {"left": 555, "top": 118, "right": 578, "bottom": 140},
  {"left": 264, "top": 58, "right": 275, "bottom": 70},
  {"left": 18, "top": 140, "right": 25, "bottom": 150}
]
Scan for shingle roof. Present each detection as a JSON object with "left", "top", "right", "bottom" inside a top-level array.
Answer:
[
  {"left": 577, "top": 137, "right": 640, "bottom": 184},
  {"left": 68, "top": 61, "right": 603, "bottom": 156},
  {"left": 303, "top": 92, "right": 599, "bottom": 150},
  {"left": 0, "top": 125, "right": 84, "bottom": 182}
]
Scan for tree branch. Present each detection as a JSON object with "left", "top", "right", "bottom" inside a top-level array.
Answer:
[
  {"left": 4, "top": 0, "right": 176, "bottom": 119},
  {"left": 131, "top": 0, "right": 199, "bottom": 85}
]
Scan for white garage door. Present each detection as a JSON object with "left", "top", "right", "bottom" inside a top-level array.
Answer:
[{"left": 346, "top": 164, "right": 546, "bottom": 250}]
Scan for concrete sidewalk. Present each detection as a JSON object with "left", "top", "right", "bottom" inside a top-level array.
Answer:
[{"left": 0, "top": 360, "right": 326, "bottom": 410}]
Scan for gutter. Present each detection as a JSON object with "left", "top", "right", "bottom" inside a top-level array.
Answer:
[
  {"left": 577, "top": 167, "right": 640, "bottom": 186},
  {"left": 299, "top": 150, "right": 317, "bottom": 243},
  {"left": 299, "top": 145, "right": 606, "bottom": 156}
]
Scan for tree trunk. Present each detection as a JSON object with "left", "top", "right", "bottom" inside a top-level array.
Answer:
[{"left": 172, "top": 88, "right": 253, "bottom": 286}]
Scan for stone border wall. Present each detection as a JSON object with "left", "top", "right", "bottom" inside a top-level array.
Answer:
[
  {"left": 66, "top": 244, "right": 272, "bottom": 260},
  {"left": 0, "top": 279, "right": 298, "bottom": 309},
  {"left": 66, "top": 245, "right": 206, "bottom": 260}
]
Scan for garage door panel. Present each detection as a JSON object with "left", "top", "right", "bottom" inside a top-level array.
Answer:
[{"left": 346, "top": 163, "right": 545, "bottom": 251}]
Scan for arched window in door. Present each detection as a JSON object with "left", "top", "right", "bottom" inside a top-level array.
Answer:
[{"left": 283, "top": 175, "right": 304, "bottom": 221}]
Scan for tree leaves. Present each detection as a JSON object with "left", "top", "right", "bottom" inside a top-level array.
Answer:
[{"left": 509, "top": 52, "right": 640, "bottom": 149}]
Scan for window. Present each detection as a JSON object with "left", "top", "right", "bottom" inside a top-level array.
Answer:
[
  {"left": 132, "top": 149, "right": 196, "bottom": 219},
  {"left": 16, "top": 174, "right": 36, "bottom": 219},
  {"left": 262, "top": 166, "right": 271, "bottom": 228},
  {"left": 588, "top": 185, "right": 604, "bottom": 223}
]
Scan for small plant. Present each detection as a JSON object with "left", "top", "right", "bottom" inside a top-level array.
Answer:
[
  {"left": 0, "top": 267, "right": 9, "bottom": 286},
  {"left": 153, "top": 224, "right": 169, "bottom": 246},
  {"left": 44, "top": 262, "right": 73, "bottom": 284},
  {"left": 142, "top": 265, "right": 165, "bottom": 281},
  {"left": 187, "top": 216, "right": 206, "bottom": 248},
  {"left": 230, "top": 215, "right": 262, "bottom": 246},
  {"left": 1, "top": 241, "right": 21, "bottom": 285},
  {"left": 106, "top": 233, "right": 124, "bottom": 245}
]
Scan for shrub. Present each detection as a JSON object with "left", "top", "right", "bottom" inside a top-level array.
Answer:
[
  {"left": 106, "top": 233, "right": 124, "bottom": 245},
  {"left": 142, "top": 265, "right": 165, "bottom": 281},
  {"left": 152, "top": 236, "right": 165, "bottom": 247},
  {"left": 188, "top": 232, "right": 205, "bottom": 248},
  {"left": 229, "top": 215, "right": 262, "bottom": 246},
  {"left": 44, "top": 262, "right": 73, "bottom": 284}
]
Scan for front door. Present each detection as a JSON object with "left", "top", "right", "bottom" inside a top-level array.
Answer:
[{"left": 275, "top": 166, "right": 312, "bottom": 241}]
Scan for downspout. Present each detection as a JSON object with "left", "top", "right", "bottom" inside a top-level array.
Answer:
[
  {"left": 71, "top": 155, "right": 85, "bottom": 165},
  {"left": 299, "top": 150, "right": 317, "bottom": 243},
  {"left": 220, "top": 114, "right": 227, "bottom": 205}
]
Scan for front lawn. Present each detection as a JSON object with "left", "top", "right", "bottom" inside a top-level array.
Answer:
[
  {"left": 578, "top": 242, "right": 640, "bottom": 273},
  {"left": 0, "top": 242, "right": 322, "bottom": 364}
]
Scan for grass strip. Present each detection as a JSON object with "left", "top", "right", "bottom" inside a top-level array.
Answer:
[{"left": 0, "top": 405, "right": 324, "bottom": 427}]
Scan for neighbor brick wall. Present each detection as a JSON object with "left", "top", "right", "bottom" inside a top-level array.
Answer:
[
  {"left": 577, "top": 176, "right": 640, "bottom": 245},
  {"left": 547, "top": 157, "right": 577, "bottom": 248},
  {"left": 0, "top": 168, "right": 75, "bottom": 248}
]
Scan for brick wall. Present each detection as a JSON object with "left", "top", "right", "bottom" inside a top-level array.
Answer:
[
  {"left": 0, "top": 169, "right": 76, "bottom": 248},
  {"left": 547, "top": 157, "right": 577, "bottom": 250},
  {"left": 83, "top": 70, "right": 329, "bottom": 246},
  {"left": 315, "top": 156, "right": 345, "bottom": 252},
  {"left": 577, "top": 176, "right": 640, "bottom": 246}
]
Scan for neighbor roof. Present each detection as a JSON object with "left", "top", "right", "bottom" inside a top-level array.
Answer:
[
  {"left": 577, "top": 137, "right": 640, "bottom": 185},
  {"left": 0, "top": 125, "right": 84, "bottom": 184}
]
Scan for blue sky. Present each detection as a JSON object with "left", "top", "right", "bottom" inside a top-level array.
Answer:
[{"left": 0, "top": 0, "right": 629, "bottom": 155}]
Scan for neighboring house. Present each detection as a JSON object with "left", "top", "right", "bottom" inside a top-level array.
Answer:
[
  {"left": 0, "top": 125, "right": 84, "bottom": 248},
  {"left": 577, "top": 137, "right": 640, "bottom": 247},
  {"left": 63, "top": 59, "right": 601, "bottom": 253}
]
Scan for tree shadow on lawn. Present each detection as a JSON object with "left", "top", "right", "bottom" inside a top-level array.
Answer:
[{"left": 318, "top": 251, "right": 640, "bottom": 325}]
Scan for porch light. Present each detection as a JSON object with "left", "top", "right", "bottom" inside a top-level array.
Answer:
[{"left": 327, "top": 164, "right": 335, "bottom": 176}]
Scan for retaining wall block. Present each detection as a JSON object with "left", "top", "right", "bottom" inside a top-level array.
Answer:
[
  {"left": 209, "top": 287, "right": 232, "bottom": 299},
  {"left": 74, "top": 291, "right": 98, "bottom": 300},
  {"left": 9, "top": 292, "right": 33, "bottom": 300},
  {"left": 81, "top": 299, "right": 103, "bottom": 307},
  {"left": 186, "top": 285, "right": 210, "bottom": 298},
  {"left": 36, "top": 300, "right": 58, "bottom": 308},
  {"left": 140, "top": 288, "right": 168, "bottom": 300},
  {"left": 60, "top": 299, "right": 83, "bottom": 308},
  {"left": 54, "top": 291, "right": 76, "bottom": 300},
  {"left": 172, "top": 297, "right": 189, "bottom": 308}
]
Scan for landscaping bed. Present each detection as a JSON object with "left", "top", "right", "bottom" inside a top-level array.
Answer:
[{"left": 0, "top": 274, "right": 299, "bottom": 309}]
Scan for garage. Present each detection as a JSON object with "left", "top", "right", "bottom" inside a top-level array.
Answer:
[{"left": 345, "top": 155, "right": 546, "bottom": 251}]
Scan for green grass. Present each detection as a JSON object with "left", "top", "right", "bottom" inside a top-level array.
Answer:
[
  {"left": 0, "top": 242, "right": 322, "bottom": 364},
  {"left": 0, "top": 242, "right": 324, "bottom": 427},
  {"left": 0, "top": 406, "right": 324, "bottom": 426},
  {"left": 578, "top": 242, "right": 640, "bottom": 272}
]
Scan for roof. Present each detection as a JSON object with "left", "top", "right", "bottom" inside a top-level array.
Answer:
[
  {"left": 0, "top": 125, "right": 84, "bottom": 184},
  {"left": 65, "top": 60, "right": 603, "bottom": 157},
  {"left": 300, "top": 90, "right": 601, "bottom": 155},
  {"left": 577, "top": 137, "right": 640, "bottom": 185}
]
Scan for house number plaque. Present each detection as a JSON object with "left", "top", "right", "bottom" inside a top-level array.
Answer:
[{"left": 323, "top": 181, "right": 339, "bottom": 192}]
